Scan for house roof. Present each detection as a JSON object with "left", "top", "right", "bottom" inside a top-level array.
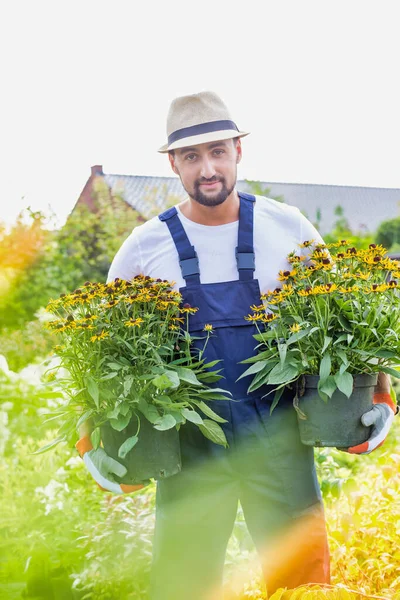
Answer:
[{"left": 103, "top": 173, "right": 400, "bottom": 234}]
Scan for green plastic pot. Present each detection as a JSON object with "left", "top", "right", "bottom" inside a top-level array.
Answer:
[
  {"left": 296, "top": 373, "right": 378, "bottom": 447},
  {"left": 101, "top": 414, "right": 181, "bottom": 485}
]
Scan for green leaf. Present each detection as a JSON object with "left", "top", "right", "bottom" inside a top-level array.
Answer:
[
  {"left": 278, "top": 343, "right": 287, "bottom": 367},
  {"left": 106, "top": 405, "right": 120, "bottom": 420},
  {"left": 318, "top": 375, "right": 337, "bottom": 399},
  {"left": 197, "top": 392, "right": 231, "bottom": 401},
  {"left": 138, "top": 398, "right": 160, "bottom": 423},
  {"left": 267, "top": 362, "right": 299, "bottom": 385},
  {"left": 31, "top": 437, "right": 65, "bottom": 455},
  {"left": 269, "top": 387, "right": 285, "bottom": 414},
  {"left": 166, "top": 409, "right": 185, "bottom": 424},
  {"left": 199, "top": 419, "right": 228, "bottom": 447},
  {"left": 119, "top": 403, "right": 131, "bottom": 416},
  {"left": 154, "top": 414, "right": 177, "bottom": 431},
  {"left": 334, "top": 372, "right": 353, "bottom": 398},
  {"left": 201, "top": 360, "right": 221, "bottom": 369},
  {"left": 200, "top": 387, "right": 232, "bottom": 396},
  {"left": 338, "top": 314, "right": 351, "bottom": 331},
  {"left": 123, "top": 375, "right": 134, "bottom": 396},
  {"left": 379, "top": 366, "right": 400, "bottom": 379},
  {"left": 76, "top": 410, "right": 93, "bottom": 430},
  {"left": 375, "top": 349, "right": 398, "bottom": 358},
  {"left": 333, "top": 334, "right": 348, "bottom": 345},
  {"left": 335, "top": 348, "right": 349, "bottom": 366},
  {"left": 86, "top": 377, "right": 99, "bottom": 408},
  {"left": 118, "top": 436, "right": 138, "bottom": 459},
  {"left": 322, "top": 336, "right": 332, "bottom": 354},
  {"left": 181, "top": 408, "right": 204, "bottom": 425},
  {"left": 174, "top": 366, "right": 202, "bottom": 386},
  {"left": 287, "top": 328, "right": 313, "bottom": 346},
  {"left": 194, "top": 400, "right": 228, "bottom": 423},
  {"left": 152, "top": 370, "right": 180, "bottom": 390},
  {"left": 109, "top": 413, "right": 131, "bottom": 431},
  {"left": 237, "top": 360, "right": 268, "bottom": 381},
  {"left": 108, "top": 362, "right": 123, "bottom": 370},
  {"left": 100, "top": 372, "right": 118, "bottom": 381},
  {"left": 91, "top": 428, "right": 101, "bottom": 449},
  {"left": 240, "top": 350, "right": 277, "bottom": 364},
  {"left": 319, "top": 353, "right": 331, "bottom": 382}
]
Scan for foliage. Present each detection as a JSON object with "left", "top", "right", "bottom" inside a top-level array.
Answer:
[
  {"left": 240, "top": 240, "right": 400, "bottom": 404},
  {"left": 42, "top": 276, "right": 231, "bottom": 456},
  {"left": 0, "top": 310, "right": 54, "bottom": 371},
  {"left": 0, "top": 180, "right": 141, "bottom": 329},
  {"left": 376, "top": 216, "right": 400, "bottom": 253},
  {"left": 244, "top": 180, "right": 284, "bottom": 203}
]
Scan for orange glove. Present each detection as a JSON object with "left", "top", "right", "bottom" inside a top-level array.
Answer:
[
  {"left": 348, "top": 393, "right": 397, "bottom": 454},
  {"left": 76, "top": 436, "right": 144, "bottom": 494}
]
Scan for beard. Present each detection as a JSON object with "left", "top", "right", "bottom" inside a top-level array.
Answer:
[{"left": 185, "top": 176, "right": 236, "bottom": 207}]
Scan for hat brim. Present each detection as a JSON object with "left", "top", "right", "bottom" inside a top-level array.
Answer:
[{"left": 158, "top": 129, "right": 250, "bottom": 153}]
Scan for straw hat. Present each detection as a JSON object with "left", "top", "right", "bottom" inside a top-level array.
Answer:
[{"left": 158, "top": 91, "right": 250, "bottom": 153}]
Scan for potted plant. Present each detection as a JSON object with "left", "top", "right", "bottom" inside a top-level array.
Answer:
[
  {"left": 39, "top": 275, "right": 231, "bottom": 483},
  {"left": 239, "top": 240, "right": 400, "bottom": 447}
]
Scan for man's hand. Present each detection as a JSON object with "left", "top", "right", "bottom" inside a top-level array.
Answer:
[
  {"left": 76, "top": 436, "right": 144, "bottom": 494},
  {"left": 348, "top": 391, "right": 397, "bottom": 455}
]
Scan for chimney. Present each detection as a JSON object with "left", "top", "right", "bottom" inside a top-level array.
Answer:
[{"left": 91, "top": 165, "right": 104, "bottom": 176}]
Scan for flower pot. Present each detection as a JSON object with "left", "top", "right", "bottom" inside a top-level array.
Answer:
[
  {"left": 296, "top": 373, "right": 378, "bottom": 447},
  {"left": 101, "top": 414, "right": 181, "bottom": 485}
]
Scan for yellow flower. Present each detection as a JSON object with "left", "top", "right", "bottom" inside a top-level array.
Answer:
[
  {"left": 314, "top": 283, "right": 338, "bottom": 295},
  {"left": 124, "top": 318, "right": 144, "bottom": 327},
  {"left": 354, "top": 272, "right": 371, "bottom": 281},
  {"left": 287, "top": 253, "right": 303, "bottom": 264},
  {"left": 103, "top": 299, "right": 120, "bottom": 309},
  {"left": 156, "top": 301, "right": 171, "bottom": 310},
  {"left": 90, "top": 331, "right": 109, "bottom": 342},
  {"left": 365, "top": 283, "right": 389, "bottom": 293},
  {"left": 203, "top": 324, "right": 213, "bottom": 332},
  {"left": 181, "top": 304, "right": 199, "bottom": 314},
  {"left": 170, "top": 317, "right": 184, "bottom": 324},
  {"left": 245, "top": 313, "right": 265, "bottom": 322},
  {"left": 298, "top": 288, "right": 313, "bottom": 297},
  {"left": 168, "top": 324, "right": 180, "bottom": 331},
  {"left": 261, "top": 313, "right": 278, "bottom": 323},
  {"left": 250, "top": 304, "right": 265, "bottom": 313},
  {"left": 269, "top": 293, "right": 286, "bottom": 305},
  {"left": 289, "top": 323, "right": 301, "bottom": 333},
  {"left": 299, "top": 240, "right": 315, "bottom": 248},
  {"left": 278, "top": 269, "right": 297, "bottom": 281}
]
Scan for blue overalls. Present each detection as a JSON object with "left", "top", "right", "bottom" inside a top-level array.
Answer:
[{"left": 150, "top": 193, "right": 330, "bottom": 599}]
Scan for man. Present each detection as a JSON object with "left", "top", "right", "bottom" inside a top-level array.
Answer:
[{"left": 77, "top": 91, "right": 396, "bottom": 598}]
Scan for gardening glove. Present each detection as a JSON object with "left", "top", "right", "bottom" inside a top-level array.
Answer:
[
  {"left": 348, "top": 393, "right": 398, "bottom": 455},
  {"left": 76, "top": 436, "right": 144, "bottom": 494}
]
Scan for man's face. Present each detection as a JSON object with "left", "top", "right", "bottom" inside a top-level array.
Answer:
[{"left": 168, "top": 138, "right": 242, "bottom": 207}]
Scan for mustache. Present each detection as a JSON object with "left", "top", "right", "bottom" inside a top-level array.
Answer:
[{"left": 196, "top": 177, "right": 223, "bottom": 185}]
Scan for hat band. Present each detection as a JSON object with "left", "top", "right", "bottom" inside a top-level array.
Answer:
[{"left": 168, "top": 119, "right": 239, "bottom": 146}]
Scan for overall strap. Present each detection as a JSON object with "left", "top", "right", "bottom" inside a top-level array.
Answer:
[
  {"left": 159, "top": 207, "right": 201, "bottom": 285},
  {"left": 236, "top": 192, "right": 256, "bottom": 281}
]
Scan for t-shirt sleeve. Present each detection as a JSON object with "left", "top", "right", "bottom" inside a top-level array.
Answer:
[
  {"left": 297, "top": 210, "right": 326, "bottom": 246},
  {"left": 107, "top": 229, "right": 143, "bottom": 283}
]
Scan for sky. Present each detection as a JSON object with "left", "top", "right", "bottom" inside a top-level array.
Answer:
[{"left": 1, "top": 0, "right": 399, "bottom": 226}]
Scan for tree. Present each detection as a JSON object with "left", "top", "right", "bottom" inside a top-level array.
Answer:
[
  {"left": 376, "top": 217, "right": 400, "bottom": 252},
  {"left": 0, "top": 181, "right": 142, "bottom": 329},
  {"left": 244, "top": 180, "right": 284, "bottom": 203}
]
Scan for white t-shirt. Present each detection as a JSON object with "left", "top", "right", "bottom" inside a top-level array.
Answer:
[{"left": 107, "top": 195, "right": 324, "bottom": 293}]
